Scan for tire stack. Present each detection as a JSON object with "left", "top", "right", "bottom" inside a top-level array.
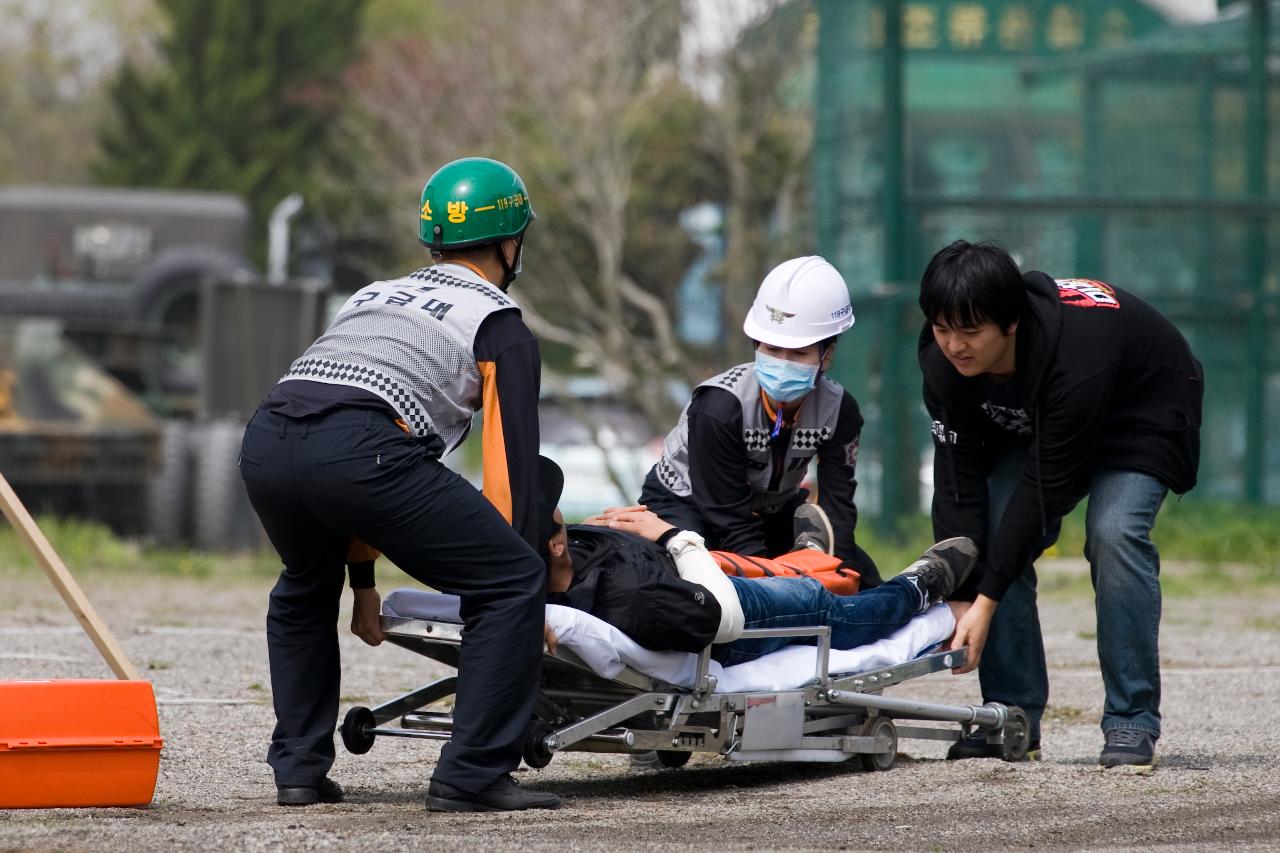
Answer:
[{"left": 145, "top": 417, "right": 263, "bottom": 551}]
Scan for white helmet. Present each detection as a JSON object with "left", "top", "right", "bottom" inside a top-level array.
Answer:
[{"left": 742, "top": 256, "right": 855, "bottom": 349}]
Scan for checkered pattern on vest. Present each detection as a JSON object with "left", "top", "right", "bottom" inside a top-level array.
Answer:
[
  {"left": 288, "top": 357, "right": 431, "bottom": 435},
  {"left": 408, "top": 266, "right": 514, "bottom": 308},
  {"left": 278, "top": 265, "right": 517, "bottom": 451}
]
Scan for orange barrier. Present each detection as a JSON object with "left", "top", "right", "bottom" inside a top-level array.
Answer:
[
  {"left": 0, "top": 474, "right": 161, "bottom": 808},
  {"left": 712, "top": 548, "right": 861, "bottom": 596},
  {"left": 0, "top": 680, "right": 163, "bottom": 808}
]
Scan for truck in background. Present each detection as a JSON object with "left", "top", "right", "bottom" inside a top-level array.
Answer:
[{"left": 0, "top": 186, "right": 327, "bottom": 550}]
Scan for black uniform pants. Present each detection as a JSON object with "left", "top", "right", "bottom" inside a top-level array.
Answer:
[{"left": 239, "top": 408, "right": 546, "bottom": 793}]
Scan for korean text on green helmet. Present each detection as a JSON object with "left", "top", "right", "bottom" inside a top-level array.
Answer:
[{"left": 418, "top": 157, "right": 536, "bottom": 251}]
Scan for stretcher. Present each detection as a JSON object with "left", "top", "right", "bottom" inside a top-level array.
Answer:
[{"left": 340, "top": 589, "right": 1031, "bottom": 771}]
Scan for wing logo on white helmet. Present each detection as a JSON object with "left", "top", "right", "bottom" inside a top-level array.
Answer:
[{"left": 766, "top": 305, "right": 796, "bottom": 324}]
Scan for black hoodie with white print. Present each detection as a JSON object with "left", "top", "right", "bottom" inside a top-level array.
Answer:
[{"left": 919, "top": 271, "right": 1204, "bottom": 602}]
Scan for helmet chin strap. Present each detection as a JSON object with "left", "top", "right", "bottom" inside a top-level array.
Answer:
[
  {"left": 816, "top": 335, "right": 840, "bottom": 379},
  {"left": 497, "top": 235, "right": 524, "bottom": 289}
]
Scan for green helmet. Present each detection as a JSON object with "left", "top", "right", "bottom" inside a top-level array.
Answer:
[{"left": 418, "top": 157, "right": 535, "bottom": 251}]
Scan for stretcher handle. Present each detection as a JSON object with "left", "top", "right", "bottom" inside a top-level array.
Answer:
[
  {"left": 739, "top": 624, "right": 833, "bottom": 685},
  {"left": 1, "top": 736, "right": 165, "bottom": 751},
  {"left": 0, "top": 473, "right": 142, "bottom": 681}
]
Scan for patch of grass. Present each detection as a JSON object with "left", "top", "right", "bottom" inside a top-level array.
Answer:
[
  {"left": 339, "top": 694, "right": 369, "bottom": 703},
  {"left": 147, "top": 660, "right": 173, "bottom": 671},
  {"left": 0, "top": 515, "right": 139, "bottom": 572},
  {"left": 855, "top": 514, "right": 937, "bottom": 579},
  {"left": 865, "top": 502, "right": 1280, "bottom": 591},
  {"left": 247, "top": 682, "right": 265, "bottom": 692},
  {"left": 1045, "top": 705, "right": 1085, "bottom": 723},
  {"left": 0, "top": 515, "right": 281, "bottom": 578},
  {"left": 1246, "top": 616, "right": 1280, "bottom": 632},
  {"left": 1039, "top": 571, "right": 1093, "bottom": 597},
  {"left": 1037, "top": 564, "right": 1280, "bottom": 600},
  {"left": 1076, "top": 630, "right": 1097, "bottom": 641},
  {"left": 1052, "top": 501, "right": 1280, "bottom": 570}
]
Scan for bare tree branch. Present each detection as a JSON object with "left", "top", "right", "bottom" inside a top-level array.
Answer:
[{"left": 335, "top": 0, "right": 811, "bottom": 447}]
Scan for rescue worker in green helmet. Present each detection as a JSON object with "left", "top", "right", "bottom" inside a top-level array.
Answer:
[
  {"left": 241, "top": 157, "right": 560, "bottom": 812},
  {"left": 638, "top": 256, "right": 883, "bottom": 588}
]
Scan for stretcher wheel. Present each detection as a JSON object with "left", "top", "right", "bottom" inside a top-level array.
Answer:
[
  {"left": 858, "top": 717, "right": 898, "bottom": 772},
  {"left": 523, "top": 719, "right": 554, "bottom": 769},
  {"left": 1001, "top": 706, "right": 1031, "bottom": 762},
  {"left": 656, "top": 750, "right": 691, "bottom": 769},
  {"left": 342, "top": 706, "right": 377, "bottom": 755}
]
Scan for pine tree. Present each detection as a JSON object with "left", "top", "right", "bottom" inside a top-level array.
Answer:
[{"left": 94, "top": 0, "right": 364, "bottom": 260}]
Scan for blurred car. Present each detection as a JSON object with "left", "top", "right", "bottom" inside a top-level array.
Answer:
[{"left": 538, "top": 397, "right": 662, "bottom": 519}]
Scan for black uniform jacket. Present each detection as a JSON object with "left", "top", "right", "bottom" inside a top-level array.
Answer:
[
  {"left": 920, "top": 271, "right": 1204, "bottom": 602},
  {"left": 677, "top": 386, "right": 878, "bottom": 580}
]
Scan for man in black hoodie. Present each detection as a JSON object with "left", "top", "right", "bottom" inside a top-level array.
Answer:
[{"left": 917, "top": 240, "right": 1203, "bottom": 772}]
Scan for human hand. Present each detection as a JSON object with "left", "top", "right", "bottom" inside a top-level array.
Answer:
[
  {"left": 581, "top": 504, "right": 648, "bottom": 526},
  {"left": 543, "top": 621, "right": 558, "bottom": 654},
  {"left": 947, "top": 595, "right": 996, "bottom": 674},
  {"left": 584, "top": 508, "right": 674, "bottom": 542},
  {"left": 350, "top": 587, "right": 387, "bottom": 646}
]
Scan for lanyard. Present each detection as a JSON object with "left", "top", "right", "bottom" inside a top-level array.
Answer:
[{"left": 760, "top": 390, "right": 805, "bottom": 440}]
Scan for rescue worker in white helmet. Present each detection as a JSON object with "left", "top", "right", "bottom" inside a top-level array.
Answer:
[
  {"left": 637, "top": 256, "right": 882, "bottom": 588},
  {"left": 240, "top": 157, "right": 560, "bottom": 812}
]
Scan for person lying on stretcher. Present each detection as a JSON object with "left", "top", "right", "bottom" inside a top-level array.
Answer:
[
  {"left": 349, "top": 457, "right": 976, "bottom": 664},
  {"left": 549, "top": 504, "right": 976, "bottom": 666}
]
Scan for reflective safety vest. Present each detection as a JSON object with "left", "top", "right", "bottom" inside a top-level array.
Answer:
[
  {"left": 654, "top": 363, "right": 843, "bottom": 514},
  {"left": 279, "top": 263, "right": 517, "bottom": 452}
]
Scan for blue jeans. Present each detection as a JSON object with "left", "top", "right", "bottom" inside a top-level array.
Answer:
[
  {"left": 714, "top": 575, "right": 920, "bottom": 667},
  {"left": 982, "top": 449, "right": 1168, "bottom": 742}
]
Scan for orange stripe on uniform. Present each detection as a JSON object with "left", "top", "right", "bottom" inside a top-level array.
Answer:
[
  {"left": 347, "top": 538, "right": 381, "bottom": 563},
  {"left": 477, "top": 360, "right": 514, "bottom": 523}
]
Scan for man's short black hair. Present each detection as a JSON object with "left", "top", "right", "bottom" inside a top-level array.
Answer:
[{"left": 918, "top": 240, "right": 1026, "bottom": 331}]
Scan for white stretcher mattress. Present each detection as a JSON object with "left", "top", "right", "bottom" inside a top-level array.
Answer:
[{"left": 384, "top": 588, "right": 955, "bottom": 693}]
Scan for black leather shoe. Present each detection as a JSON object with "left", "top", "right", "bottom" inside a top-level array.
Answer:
[
  {"left": 277, "top": 777, "right": 344, "bottom": 806},
  {"left": 425, "top": 774, "right": 561, "bottom": 812}
]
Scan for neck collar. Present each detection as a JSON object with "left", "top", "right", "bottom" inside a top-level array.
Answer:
[
  {"left": 441, "top": 259, "right": 490, "bottom": 282},
  {"left": 760, "top": 389, "right": 807, "bottom": 424}
]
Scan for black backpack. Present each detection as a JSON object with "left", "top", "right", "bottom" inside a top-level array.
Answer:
[{"left": 551, "top": 525, "right": 722, "bottom": 653}]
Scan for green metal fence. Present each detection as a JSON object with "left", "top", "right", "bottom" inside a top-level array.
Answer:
[{"left": 815, "top": 0, "right": 1280, "bottom": 529}]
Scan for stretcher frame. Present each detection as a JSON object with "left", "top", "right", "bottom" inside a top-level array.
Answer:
[{"left": 340, "top": 612, "right": 1031, "bottom": 771}]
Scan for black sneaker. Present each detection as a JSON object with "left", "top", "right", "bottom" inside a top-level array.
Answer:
[
  {"left": 897, "top": 537, "right": 978, "bottom": 610},
  {"left": 793, "top": 503, "right": 835, "bottom": 554},
  {"left": 1099, "top": 729, "right": 1155, "bottom": 771},
  {"left": 426, "top": 774, "right": 561, "bottom": 812},
  {"left": 277, "top": 777, "right": 344, "bottom": 806},
  {"left": 946, "top": 732, "right": 1042, "bottom": 761}
]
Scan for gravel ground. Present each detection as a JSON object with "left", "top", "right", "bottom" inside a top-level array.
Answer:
[{"left": 2, "top": 559, "right": 1279, "bottom": 851}]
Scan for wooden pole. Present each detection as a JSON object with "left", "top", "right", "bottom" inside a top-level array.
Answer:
[{"left": 0, "top": 473, "right": 142, "bottom": 681}]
